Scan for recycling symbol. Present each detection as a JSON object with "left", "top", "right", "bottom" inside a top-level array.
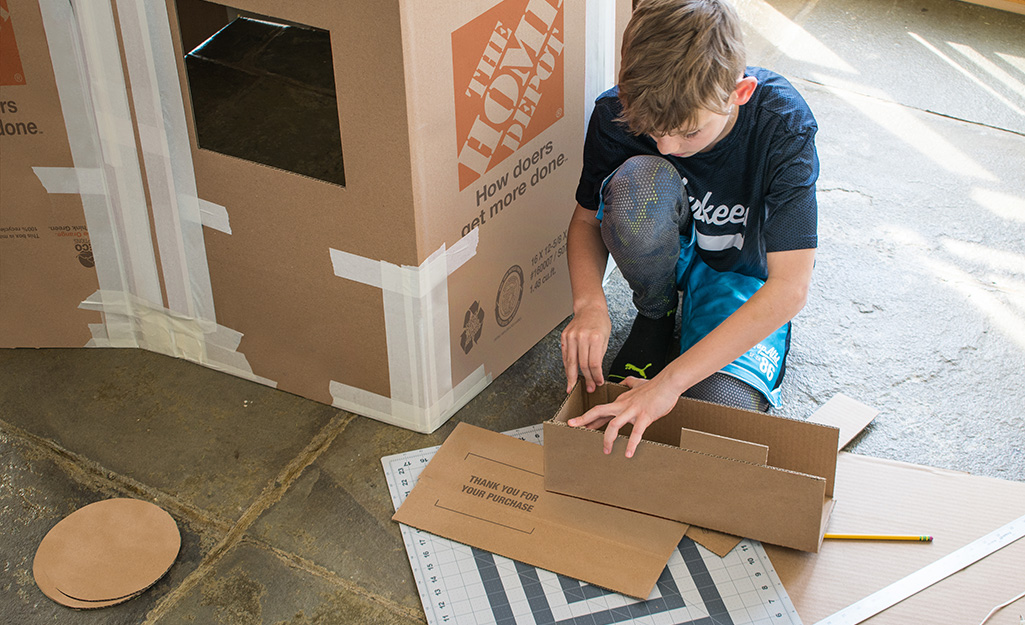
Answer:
[{"left": 460, "top": 300, "right": 485, "bottom": 354}]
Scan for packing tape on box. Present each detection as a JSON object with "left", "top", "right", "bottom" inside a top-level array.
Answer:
[
  {"left": 32, "top": 166, "right": 107, "bottom": 195},
  {"left": 36, "top": 0, "right": 162, "bottom": 308},
  {"left": 80, "top": 290, "right": 274, "bottom": 386},
  {"left": 329, "top": 229, "right": 489, "bottom": 432},
  {"left": 36, "top": 0, "right": 266, "bottom": 383},
  {"left": 114, "top": 0, "right": 220, "bottom": 319}
]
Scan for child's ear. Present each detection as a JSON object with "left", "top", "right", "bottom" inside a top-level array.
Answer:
[{"left": 733, "top": 76, "right": 758, "bottom": 106}]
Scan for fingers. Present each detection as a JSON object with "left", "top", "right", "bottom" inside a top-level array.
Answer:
[
  {"left": 584, "top": 334, "right": 605, "bottom": 390},
  {"left": 567, "top": 406, "right": 614, "bottom": 430},
  {"left": 625, "top": 422, "right": 648, "bottom": 459},
  {"left": 560, "top": 330, "right": 577, "bottom": 394},
  {"left": 602, "top": 416, "right": 624, "bottom": 454},
  {"left": 576, "top": 341, "right": 595, "bottom": 393},
  {"left": 561, "top": 326, "right": 607, "bottom": 393},
  {"left": 622, "top": 376, "right": 648, "bottom": 389}
]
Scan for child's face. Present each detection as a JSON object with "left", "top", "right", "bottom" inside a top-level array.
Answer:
[{"left": 649, "top": 105, "right": 736, "bottom": 158}]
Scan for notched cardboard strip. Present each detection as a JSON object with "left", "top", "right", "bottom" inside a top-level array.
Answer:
[
  {"left": 679, "top": 427, "right": 769, "bottom": 465},
  {"left": 542, "top": 386, "right": 881, "bottom": 553},
  {"left": 392, "top": 423, "right": 688, "bottom": 599}
]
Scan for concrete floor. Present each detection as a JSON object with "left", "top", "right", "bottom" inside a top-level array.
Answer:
[{"left": 2, "top": 0, "right": 1024, "bottom": 623}]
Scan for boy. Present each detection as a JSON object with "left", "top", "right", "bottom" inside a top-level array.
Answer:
[{"left": 561, "top": 0, "right": 819, "bottom": 457}]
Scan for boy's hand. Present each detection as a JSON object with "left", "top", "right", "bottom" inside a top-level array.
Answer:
[
  {"left": 567, "top": 376, "right": 681, "bottom": 458},
  {"left": 560, "top": 307, "right": 611, "bottom": 393}
]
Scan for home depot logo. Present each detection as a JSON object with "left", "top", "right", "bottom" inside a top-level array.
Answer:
[
  {"left": 452, "top": 0, "right": 564, "bottom": 191},
  {"left": 0, "top": 0, "right": 27, "bottom": 86}
]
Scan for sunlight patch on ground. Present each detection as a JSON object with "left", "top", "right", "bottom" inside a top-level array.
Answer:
[
  {"left": 908, "top": 32, "right": 1025, "bottom": 116},
  {"left": 919, "top": 253, "right": 1025, "bottom": 351},
  {"left": 826, "top": 83, "right": 997, "bottom": 181},
  {"left": 948, "top": 42, "right": 1025, "bottom": 100},
  {"left": 739, "top": 0, "right": 857, "bottom": 73},
  {"left": 971, "top": 188, "right": 1025, "bottom": 223}
]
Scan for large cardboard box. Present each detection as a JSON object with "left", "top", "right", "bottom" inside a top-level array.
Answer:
[
  {"left": 0, "top": 0, "right": 628, "bottom": 432},
  {"left": 543, "top": 384, "right": 878, "bottom": 552}
]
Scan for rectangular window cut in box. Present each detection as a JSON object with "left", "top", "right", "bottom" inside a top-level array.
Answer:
[{"left": 179, "top": 5, "right": 345, "bottom": 186}]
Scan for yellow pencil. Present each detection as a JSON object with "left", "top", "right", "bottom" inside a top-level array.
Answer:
[{"left": 824, "top": 533, "right": 933, "bottom": 542}]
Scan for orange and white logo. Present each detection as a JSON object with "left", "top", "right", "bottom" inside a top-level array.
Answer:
[
  {"left": 0, "top": 0, "right": 26, "bottom": 86},
  {"left": 452, "top": 0, "right": 564, "bottom": 191}
]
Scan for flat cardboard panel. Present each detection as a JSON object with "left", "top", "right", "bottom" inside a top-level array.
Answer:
[
  {"left": 679, "top": 427, "right": 769, "bottom": 465},
  {"left": 169, "top": 0, "right": 419, "bottom": 403},
  {"left": 393, "top": 423, "right": 688, "bottom": 599},
  {"left": 682, "top": 526, "right": 743, "bottom": 558},
  {"left": 769, "top": 452, "right": 1025, "bottom": 625},
  {"left": 400, "top": 0, "right": 585, "bottom": 398},
  {"left": 806, "top": 393, "right": 880, "bottom": 451}
]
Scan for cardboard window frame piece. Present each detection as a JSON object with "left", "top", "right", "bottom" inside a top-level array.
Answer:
[{"left": 543, "top": 384, "right": 877, "bottom": 553}]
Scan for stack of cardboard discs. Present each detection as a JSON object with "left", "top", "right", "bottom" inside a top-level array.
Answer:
[{"left": 32, "top": 498, "right": 180, "bottom": 608}]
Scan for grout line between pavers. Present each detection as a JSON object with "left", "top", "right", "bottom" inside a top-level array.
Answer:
[
  {"left": 141, "top": 411, "right": 356, "bottom": 624},
  {"left": 0, "top": 419, "right": 234, "bottom": 535},
  {"left": 255, "top": 537, "right": 426, "bottom": 623}
]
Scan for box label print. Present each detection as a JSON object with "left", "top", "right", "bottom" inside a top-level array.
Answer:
[
  {"left": 0, "top": 0, "right": 26, "bottom": 86},
  {"left": 453, "top": 0, "right": 565, "bottom": 191}
]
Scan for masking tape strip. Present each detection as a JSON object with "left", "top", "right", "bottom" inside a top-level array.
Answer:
[
  {"left": 80, "top": 290, "right": 275, "bottom": 386},
  {"left": 46, "top": 0, "right": 265, "bottom": 384},
  {"left": 329, "top": 366, "right": 489, "bottom": 433},
  {"left": 329, "top": 230, "right": 487, "bottom": 431},
  {"left": 199, "top": 200, "right": 232, "bottom": 235},
  {"left": 70, "top": 0, "right": 163, "bottom": 306},
  {"left": 38, "top": 0, "right": 173, "bottom": 343},
  {"left": 32, "top": 167, "right": 107, "bottom": 195},
  {"left": 115, "top": 0, "right": 218, "bottom": 323},
  {"left": 329, "top": 249, "right": 385, "bottom": 290},
  {"left": 37, "top": 0, "right": 123, "bottom": 309}
]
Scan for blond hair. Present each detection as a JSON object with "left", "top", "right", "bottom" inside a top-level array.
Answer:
[{"left": 618, "top": 0, "right": 746, "bottom": 136}]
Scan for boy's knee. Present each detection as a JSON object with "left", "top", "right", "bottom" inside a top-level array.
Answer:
[
  {"left": 609, "top": 155, "right": 680, "bottom": 191},
  {"left": 602, "top": 155, "right": 684, "bottom": 216}
]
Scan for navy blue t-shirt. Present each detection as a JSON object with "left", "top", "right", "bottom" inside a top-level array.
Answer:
[{"left": 576, "top": 67, "right": 819, "bottom": 281}]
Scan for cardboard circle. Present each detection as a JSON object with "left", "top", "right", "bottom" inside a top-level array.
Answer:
[{"left": 33, "top": 498, "right": 180, "bottom": 608}]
